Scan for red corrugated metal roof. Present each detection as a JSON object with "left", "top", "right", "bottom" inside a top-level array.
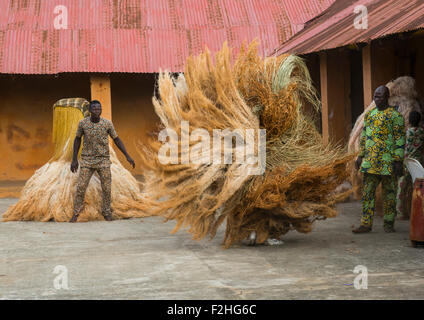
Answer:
[
  {"left": 0, "top": 0, "right": 334, "bottom": 74},
  {"left": 273, "top": 0, "right": 424, "bottom": 55}
]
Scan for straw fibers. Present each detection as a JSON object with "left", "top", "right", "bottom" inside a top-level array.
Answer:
[
  {"left": 3, "top": 99, "right": 150, "bottom": 222},
  {"left": 138, "top": 41, "right": 352, "bottom": 247}
]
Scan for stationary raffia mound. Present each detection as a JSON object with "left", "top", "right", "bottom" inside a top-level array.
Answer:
[
  {"left": 348, "top": 76, "right": 422, "bottom": 199},
  {"left": 3, "top": 98, "right": 150, "bottom": 222},
  {"left": 138, "top": 41, "right": 352, "bottom": 247}
]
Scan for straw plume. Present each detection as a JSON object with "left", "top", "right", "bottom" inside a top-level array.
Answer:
[{"left": 139, "top": 40, "right": 352, "bottom": 247}]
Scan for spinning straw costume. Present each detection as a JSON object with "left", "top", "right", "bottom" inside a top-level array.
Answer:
[{"left": 139, "top": 41, "right": 352, "bottom": 247}]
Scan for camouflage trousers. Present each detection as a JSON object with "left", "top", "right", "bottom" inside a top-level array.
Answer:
[{"left": 73, "top": 166, "right": 112, "bottom": 217}]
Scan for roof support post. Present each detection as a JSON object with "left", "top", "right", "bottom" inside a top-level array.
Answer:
[
  {"left": 90, "top": 75, "right": 112, "bottom": 120},
  {"left": 362, "top": 43, "right": 373, "bottom": 109},
  {"left": 319, "top": 50, "right": 351, "bottom": 145},
  {"left": 320, "top": 52, "right": 330, "bottom": 145}
]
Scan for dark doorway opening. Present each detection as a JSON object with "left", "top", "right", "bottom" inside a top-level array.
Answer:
[{"left": 350, "top": 49, "right": 364, "bottom": 127}]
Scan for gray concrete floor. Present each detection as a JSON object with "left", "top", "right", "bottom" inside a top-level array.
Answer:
[{"left": 0, "top": 198, "right": 423, "bottom": 300}]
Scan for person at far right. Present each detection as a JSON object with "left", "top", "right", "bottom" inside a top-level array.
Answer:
[
  {"left": 354, "top": 85, "right": 405, "bottom": 234},
  {"left": 396, "top": 111, "right": 424, "bottom": 220}
]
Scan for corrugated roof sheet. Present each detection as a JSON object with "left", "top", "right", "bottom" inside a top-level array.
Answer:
[
  {"left": 273, "top": 0, "right": 424, "bottom": 55},
  {"left": 0, "top": 0, "right": 334, "bottom": 74}
]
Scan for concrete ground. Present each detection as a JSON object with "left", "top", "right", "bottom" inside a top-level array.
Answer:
[{"left": 0, "top": 198, "right": 423, "bottom": 300}]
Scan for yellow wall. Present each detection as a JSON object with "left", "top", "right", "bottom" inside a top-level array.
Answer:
[
  {"left": 0, "top": 74, "right": 91, "bottom": 181},
  {"left": 0, "top": 74, "right": 161, "bottom": 181},
  {"left": 110, "top": 74, "right": 160, "bottom": 177}
]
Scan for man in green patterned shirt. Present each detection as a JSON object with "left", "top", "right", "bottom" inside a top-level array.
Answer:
[{"left": 353, "top": 86, "right": 405, "bottom": 233}]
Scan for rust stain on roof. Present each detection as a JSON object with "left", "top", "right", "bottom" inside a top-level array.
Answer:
[
  {"left": 0, "top": 0, "right": 335, "bottom": 74},
  {"left": 273, "top": 0, "right": 424, "bottom": 55}
]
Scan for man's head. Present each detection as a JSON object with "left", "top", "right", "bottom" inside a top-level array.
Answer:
[
  {"left": 89, "top": 100, "right": 102, "bottom": 118},
  {"left": 409, "top": 111, "right": 421, "bottom": 127},
  {"left": 373, "top": 85, "right": 390, "bottom": 109}
]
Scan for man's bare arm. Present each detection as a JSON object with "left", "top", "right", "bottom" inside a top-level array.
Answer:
[
  {"left": 70, "top": 137, "right": 81, "bottom": 173},
  {"left": 113, "top": 137, "right": 135, "bottom": 168}
]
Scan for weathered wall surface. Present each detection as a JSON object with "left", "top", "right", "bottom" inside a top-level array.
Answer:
[
  {"left": 110, "top": 74, "right": 160, "bottom": 177},
  {"left": 0, "top": 74, "right": 91, "bottom": 181},
  {"left": 371, "top": 36, "right": 424, "bottom": 98},
  {"left": 0, "top": 74, "right": 161, "bottom": 181},
  {"left": 408, "top": 36, "right": 424, "bottom": 98},
  {"left": 0, "top": 73, "right": 161, "bottom": 181}
]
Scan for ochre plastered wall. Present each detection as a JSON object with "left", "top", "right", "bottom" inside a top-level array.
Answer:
[
  {"left": 0, "top": 74, "right": 91, "bottom": 181},
  {"left": 0, "top": 73, "right": 161, "bottom": 181},
  {"left": 110, "top": 74, "right": 160, "bottom": 176}
]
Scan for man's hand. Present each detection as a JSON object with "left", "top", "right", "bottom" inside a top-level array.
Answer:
[
  {"left": 71, "top": 137, "right": 81, "bottom": 173},
  {"left": 126, "top": 156, "right": 135, "bottom": 169},
  {"left": 393, "top": 161, "right": 403, "bottom": 177},
  {"left": 355, "top": 156, "right": 363, "bottom": 170},
  {"left": 70, "top": 160, "right": 79, "bottom": 173}
]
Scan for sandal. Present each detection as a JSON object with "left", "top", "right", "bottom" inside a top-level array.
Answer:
[
  {"left": 352, "top": 225, "right": 372, "bottom": 234},
  {"left": 69, "top": 213, "right": 80, "bottom": 223},
  {"left": 384, "top": 222, "right": 395, "bottom": 233}
]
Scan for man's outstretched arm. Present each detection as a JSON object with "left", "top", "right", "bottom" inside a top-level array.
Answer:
[
  {"left": 113, "top": 137, "right": 135, "bottom": 168},
  {"left": 70, "top": 136, "right": 81, "bottom": 173}
]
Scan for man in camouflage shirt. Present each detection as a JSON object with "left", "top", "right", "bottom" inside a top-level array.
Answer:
[{"left": 69, "top": 100, "right": 135, "bottom": 222}]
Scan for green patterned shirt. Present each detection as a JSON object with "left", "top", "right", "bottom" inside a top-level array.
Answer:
[{"left": 359, "top": 107, "right": 405, "bottom": 175}]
